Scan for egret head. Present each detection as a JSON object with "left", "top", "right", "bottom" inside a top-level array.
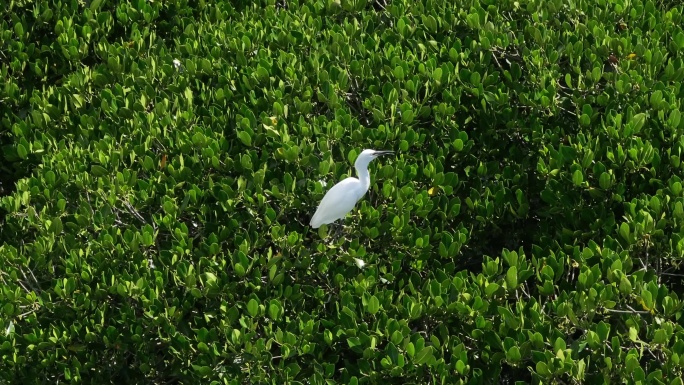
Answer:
[{"left": 355, "top": 149, "right": 394, "bottom": 169}]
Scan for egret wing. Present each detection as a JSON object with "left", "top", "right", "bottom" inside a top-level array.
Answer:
[{"left": 310, "top": 178, "right": 363, "bottom": 228}]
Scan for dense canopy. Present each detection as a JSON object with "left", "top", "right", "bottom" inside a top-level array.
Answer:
[{"left": 2, "top": 0, "right": 684, "bottom": 383}]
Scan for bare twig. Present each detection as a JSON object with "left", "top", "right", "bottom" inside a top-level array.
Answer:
[
  {"left": 660, "top": 272, "right": 684, "bottom": 277},
  {"left": 123, "top": 200, "right": 147, "bottom": 224},
  {"left": 19, "top": 267, "right": 40, "bottom": 292},
  {"left": 603, "top": 306, "right": 649, "bottom": 315},
  {"left": 18, "top": 308, "right": 38, "bottom": 319}
]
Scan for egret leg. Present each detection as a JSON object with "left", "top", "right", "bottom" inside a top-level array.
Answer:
[
  {"left": 327, "top": 221, "right": 345, "bottom": 245},
  {"left": 335, "top": 222, "right": 345, "bottom": 239}
]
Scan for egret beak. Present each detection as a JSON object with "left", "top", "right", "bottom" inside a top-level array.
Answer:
[{"left": 374, "top": 151, "right": 394, "bottom": 157}]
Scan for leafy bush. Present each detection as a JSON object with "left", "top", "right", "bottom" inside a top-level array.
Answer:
[{"left": 2, "top": 0, "right": 684, "bottom": 383}]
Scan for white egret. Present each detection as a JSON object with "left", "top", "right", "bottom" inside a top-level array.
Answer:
[{"left": 310, "top": 149, "right": 394, "bottom": 229}]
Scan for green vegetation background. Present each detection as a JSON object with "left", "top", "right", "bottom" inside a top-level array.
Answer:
[{"left": 2, "top": 0, "right": 684, "bottom": 383}]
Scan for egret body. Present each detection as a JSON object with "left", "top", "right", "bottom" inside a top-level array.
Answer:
[{"left": 310, "top": 149, "right": 393, "bottom": 228}]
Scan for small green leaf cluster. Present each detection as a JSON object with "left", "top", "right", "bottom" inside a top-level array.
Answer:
[{"left": 2, "top": 0, "right": 684, "bottom": 384}]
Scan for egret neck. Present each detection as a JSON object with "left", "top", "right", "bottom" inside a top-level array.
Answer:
[
  {"left": 354, "top": 150, "right": 392, "bottom": 199},
  {"left": 354, "top": 158, "right": 372, "bottom": 197}
]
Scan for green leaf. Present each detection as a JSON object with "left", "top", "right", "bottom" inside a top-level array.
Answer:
[
  {"left": 90, "top": 0, "right": 103, "bottom": 10},
  {"left": 17, "top": 143, "right": 28, "bottom": 159},
  {"left": 247, "top": 298, "right": 259, "bottom": 317},
  {"left": 192, "top": 365, "right": 212, "bottom": 376},
  {"left": 324, "top": 329, "right": 333, "bottom": 345},
  {"left": 429, "top": 280, "right": 441, "bottom": 297},
  {"left": 619, "top": 275, "right": 632, "bottom": 295},
  {"left": 268, "top": 300, "right": 282, "bottom": 320},
  {"left": 470, "top": 72, "right": 481, "bottom": 87},
  {"left": 401, "top": 109, "right": 414, "bottom": 124},
  {"left": 536, "top": 361, "right": 551, "bottom": 377},
  {"left": 506, "top": 345, "right": 521, "bottom": 362},
  {"left": 366, "top": 295, "right": 380, "bottom": 315},
  {"left": 619, "top": 223, "right": 630, "bottom": 242},
  {"left": 347, "top": 148, "right": 358, "bottom": 164},
  {"left": 14, "top": 22, "right": 24, "bottom": 37},
  {"left": 632, "top": 113, "right": 647, "bottom": 132},
  {"left": 393, "top": 66, "right": 405, "bottom": 80},
  {"left": 629, "top": 327, "right": 639, "bottom": 342},
  {"left": 505, "top": 266, "right": 518, "bottom": 289},
  {"left": 484, "top": 282, "right": 500, "bottom": 297},
  {"left": 234, "top": 263, "right": 246, "bottom": 277},
  {"left": 675, "top": 31, "right": 684, "bottom": 50},
  {"left": 653, "top": 329, "right": 668, "bottom": 345},
  {"left": 49, "top": 218, "right": 63, "bottom": 235},
  {"left": 237, "top": 130, "right": 252, "bottom": 146},
  {"left": 559, "top": 145, "right": 577, "bottom": 161},
  {"left": 572, "top": 170, "right": 583, "bottom": 186},
  {"left": 192, "top": 132, "right": 205, "bottom": 146},
  {"left": 596, "top": 321, "right": 610, "bottom": 341},
  {"left": 649, "top": 196, "right": 661, "bottom": 214},
  {"left": 143, "top": 156, "right": 154, "bottom": 171},
  {"left": 580, "top": 114, "right": 591, "bottom": 126},
  {"left": 432, "top": 68, "right": 443, "bottom": 83},
  {"left": 649, "top": 91, "right": 663, "bottom": 109},
  {"left": 414, "top": 346, "right": 433, "bottom": 365},
  {"left": 241, "top": 154, "right": 253, "bottom": 170},
  {"left": 456, "top": 359, "right": 466, "bottom": 374},
  {"left": 599, "top": 172, "right": 612, "bottom": 189},
  {"left": 347, "top": 337, "right": 362, "bottom": 349},
  {"left": 91, "top": 165, "right": 108, "bottom": 177},
  {"left": 667, "top": 108, "right": 681, "bottom": 129},
  {"left": 422, "top": 14, "right": 437, "bottom": 33},
  {"left": 409, "top": 300, "right": 422, "bottom": 319},
  {"left": 141, "top": 226, "right": 154, "bottom": 247},
  {"left": 163, "top": 200, "right": 176, "bottom": 215}
]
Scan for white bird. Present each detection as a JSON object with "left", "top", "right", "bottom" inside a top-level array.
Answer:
[{"left": 310, "top": 149, "right": 394, "bottom": 229}]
